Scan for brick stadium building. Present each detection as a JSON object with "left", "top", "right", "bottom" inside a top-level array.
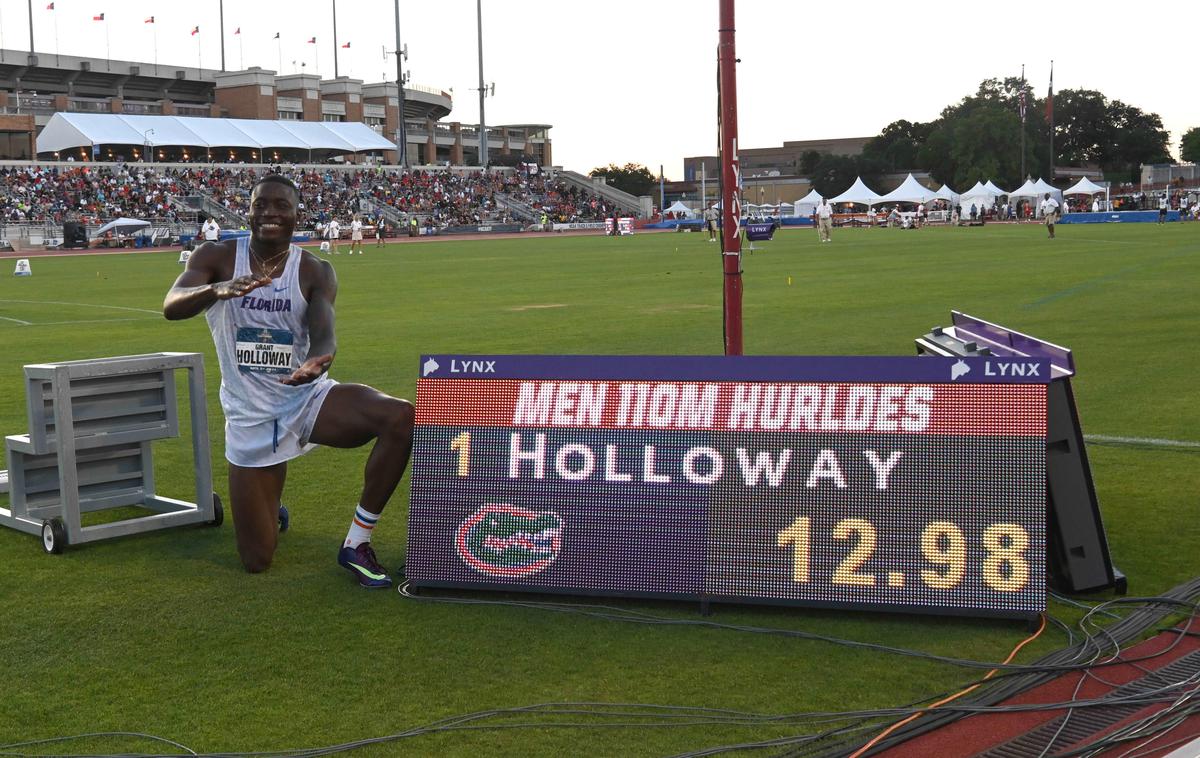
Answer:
[{"left": 0, "top": 48, "right": 551, "bottom": 165}]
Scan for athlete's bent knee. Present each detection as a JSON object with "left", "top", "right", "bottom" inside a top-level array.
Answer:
[{"left": 382, "top": 397, "right": 414, "bottom": 437}]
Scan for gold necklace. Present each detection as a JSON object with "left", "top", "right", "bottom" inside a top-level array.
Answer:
[{"left": 251, "top": 247, "right": 290, "bottom": 279}]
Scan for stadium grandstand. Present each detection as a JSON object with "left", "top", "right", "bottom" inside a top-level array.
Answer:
[
  {"left": 0, "top": 162, "right": 627, "bottom": 247},
  {"left": 0, "top": 44, "right": 655, "bottom": 250},
  {"left": 0, "top": 49, "right": 551, "bottom": 167}
]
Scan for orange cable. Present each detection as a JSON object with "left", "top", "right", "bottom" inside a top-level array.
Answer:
[{"left": 848, "top": 613, "right": 1047, "bottom": 758}]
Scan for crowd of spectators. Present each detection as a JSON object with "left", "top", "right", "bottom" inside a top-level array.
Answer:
[
  {"left": 0, "top": 163, "right": 625, "bottom": 231},
  {"left": 0, "top": 165, "right": 186, "bottom": 225}
]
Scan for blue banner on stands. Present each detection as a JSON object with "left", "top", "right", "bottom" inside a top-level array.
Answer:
[{"left": 1059, "top": 210, "right": 1180, "bottom": 224}]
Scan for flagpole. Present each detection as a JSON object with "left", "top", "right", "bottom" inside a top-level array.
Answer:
[
  {"left": 238, "top": 34, "right": 243, "bottom": 70},
  {"left": 276, "top": 35, "right": 281, "bottom": 74},
  {"left": 153, "top": 23, "right": 158, "bottom": 75},
  {"left": 106, "top": 22, "right": 110, "bottom": 71},
  {"left": 54, "top": 9, "right": 59, "bottom": 64},
  {"left": 1048, "top": 60, "right": 1055, "bottom": 184},
  {"left": 1020, "top": 64, "right": 1026, "bottom": 181},
  {"left": 332, "top": 0, "right": 339, "bottom": 78},
  {"left": 197, "top": 30, "right": 202, "bottom": 80}
]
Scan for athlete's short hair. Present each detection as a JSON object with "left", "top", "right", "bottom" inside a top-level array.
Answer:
[{"left": 252, "top": 174, "right": 301, "bottom": 202}]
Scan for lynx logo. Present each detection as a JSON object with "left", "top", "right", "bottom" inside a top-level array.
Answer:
[{"left": 455, "top": 504, "right": 563, "bottom": 577}]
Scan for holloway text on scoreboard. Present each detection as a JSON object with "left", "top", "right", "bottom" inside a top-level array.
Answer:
[{"left": 407, "top": 356, "right": 1050, "bottom": 618}]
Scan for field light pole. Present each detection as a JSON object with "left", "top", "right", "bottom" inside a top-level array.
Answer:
[
  {"left": 475, "top": 0, "right": 488, "bottom": 168},
  {"left": 718, "top": 0, "right": 743, "bottom": 356},
  {"left": 393, "top": 0, "right": 408, "bottom": 167}
]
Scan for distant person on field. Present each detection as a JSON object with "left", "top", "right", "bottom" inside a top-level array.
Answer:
[
  {"left": 162, "top": 174, "right": 414, "bottom": 589},
  {"left": 375, "top": 220, "right": 386, "bottom": 247},
  {"left": 704, "top": 203, "right": 718, "bottom": 242},
  {"left": 815, "top": 198, "right": 834, "bottom": 243},
  {"left": 1039, "top": 193, "right": 1060, "bottom": 239},
  {"left": 1092, "top": 198, "right": 1100, "bottom": 213},
  {"left": 325, "top": 217, "right": 341, "bottom": 254},
  {"left": 1158, "top": 194, "right": 1169, "bottom": 224},
  {"left": 349, "top": 215, "right": 364, "bottom": 255},
  {"left": 202, "top": 217, "right": 220, "bottom": 242}
]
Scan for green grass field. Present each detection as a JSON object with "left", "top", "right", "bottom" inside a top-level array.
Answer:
[{"left": 0, "top": 222, "right": 1197, "bottom": 757}]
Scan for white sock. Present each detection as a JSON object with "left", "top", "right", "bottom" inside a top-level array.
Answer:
[{"left": 344, "top": 505, "right": 378, "bottom": 548}]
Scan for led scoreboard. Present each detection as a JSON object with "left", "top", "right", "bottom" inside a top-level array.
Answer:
[{"left": 407, "top": 355, "right": 1050, "bottom": 619}]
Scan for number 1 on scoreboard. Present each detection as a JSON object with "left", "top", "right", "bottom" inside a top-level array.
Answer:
[
  {"left": 450, "top": 431, "right": 471, "bottom": 477},
  {"left": 777, "top": 516, "right": 812, "bottom": 583}
]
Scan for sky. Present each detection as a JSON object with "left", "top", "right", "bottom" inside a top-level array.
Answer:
[{"left": 1, "top": 0, "right": 1195, "bottom": 178}]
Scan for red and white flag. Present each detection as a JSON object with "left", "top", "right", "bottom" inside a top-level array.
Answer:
[
  {"left": 46, "top": 2, "right": 54, "bottom": 10},
  {"left": 191, "top": 26, "right": 200, "bottom": 36},
  {"left": 341, "top": 41, "right": 351, "bottom": 48},
  {"left": 92, "top": 12, "right": 105, "bottom": 21},
  {"left": 307, "top": 36, "right": 317, "bottom": 44},
  {"left": 234, "top": 27, "right": 241, "bottom": 35},
  {"left": 144, "top": 16, "right": 155, "bottom": 23}
]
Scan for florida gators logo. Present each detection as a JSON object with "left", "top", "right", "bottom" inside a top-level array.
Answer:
[{"left": 455, "top": 504, "right": 563, "bottom": 577}]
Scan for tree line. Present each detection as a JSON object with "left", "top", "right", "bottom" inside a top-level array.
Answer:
[
  {"left": 807, "top": 78, "right": 1179, "bottom": 197},
  {"left": 586, "top": 79, "right": 1197, "bottom": 200}
]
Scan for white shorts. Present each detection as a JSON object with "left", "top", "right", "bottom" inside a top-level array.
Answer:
[
  {"left": 224, "top": 380, "right": 337, "bottom": 467},
  {"left": 351, "top": 232, "right": 363, "bottom": 241}
]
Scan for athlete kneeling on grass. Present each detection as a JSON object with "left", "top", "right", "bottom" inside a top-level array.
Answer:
[{"left": 163, "top": 174, "right": 413, "bottom": 589}]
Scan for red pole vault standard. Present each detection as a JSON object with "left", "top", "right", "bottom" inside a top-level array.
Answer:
[{"left": 718, "top": 0, "right": 743, "bottom": 355}]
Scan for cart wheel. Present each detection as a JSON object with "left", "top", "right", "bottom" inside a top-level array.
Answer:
[
  {"left": 42, "top": 518, "right": 67, "bottom": 555},
  {"left": 278, "top": 504, "right": 290, "bottom": 533},
  {"left": 208, "top": 493, "right": 224, "bottom": 527}
]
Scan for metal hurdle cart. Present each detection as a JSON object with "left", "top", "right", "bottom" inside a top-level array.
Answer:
[{"left": 0, "top": 352, "right": 220, "bottom": 553}]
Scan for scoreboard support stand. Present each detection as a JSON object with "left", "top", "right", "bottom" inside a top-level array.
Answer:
[{"left": 917, "top": 311, "right": 1125, "bottom": 596}]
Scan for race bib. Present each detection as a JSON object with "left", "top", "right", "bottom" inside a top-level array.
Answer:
[{"left": 236, "top": 327, "right": 294, "bottom": 375}]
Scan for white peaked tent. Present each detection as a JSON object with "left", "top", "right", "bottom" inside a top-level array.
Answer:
[
  {"left": 829, "top": 177, "right": 882, "bottom": 206},
  {"left": 957, "top": 181, "right": 1000, "bottom": 213},
  {"left": 793, "top": 189, "right": 823, "bottom": 217},
  {"left": 934, "top": 184, "right": 959, "bottom": 201},
  {"left": 879, "top": 174, "right": 938, "bottom": 204},
  {"left": 1032, "top": 178, "right": 1061, "bottom": 198},
  {"left": 1008, "top": 179, "right": 1041, "bottom": 198},
  {"left": 665, "top": 200, "right": 696, "bottom": 217},
  {"left": 984, "top": 180, "right": 1010, "bottom": 196},
  {"left": 1064, "top": 177, "right": 1107, "bottom": 195}
]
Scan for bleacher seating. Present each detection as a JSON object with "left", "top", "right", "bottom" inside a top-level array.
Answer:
[{"left": 0, "top": 163, "right": 626, "bottom": 233}]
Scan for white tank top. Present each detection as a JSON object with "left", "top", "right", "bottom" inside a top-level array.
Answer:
[{"left": 206, "top": 236, "right": 332, "bottom": 426}]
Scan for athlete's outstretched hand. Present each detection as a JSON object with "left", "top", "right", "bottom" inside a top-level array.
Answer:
[
  {"left": 213, "top": 274, "right": 272, "bottom": 300},
  {"left": 280, "top": 353, "right": 333, "bottom": 386}
]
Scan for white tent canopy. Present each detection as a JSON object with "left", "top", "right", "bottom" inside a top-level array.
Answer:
[
  {"left": 793, "top": 189, "right": 823, "bottom": 217},
  {"left": 1064, "top": 177, "right": 1107, "bottom": 195},
  {"left": 664, "top": 200, "right": 695, "bottom": 217},
  {"left": 984, "top": 180, "right": 1010, "bottom": 196},
  {"left": 1032, "top": 178, "right": 1060, "bottom": 196},
  {"left": 934, "top": 184, "right": 959, "bottom": 201},
  {"left": 36, "top": 112, "right": 397, "bottom": 154},
  {"left": 829, "top": 177, "right": 882, "bottom": 206},
  {"left": 879, "top": 174, "right": 938, "bottom": 204},
  {"left": 1008, "top": 179, "right": 1041, "bottom": 198},
  {"left": 958, "top": 181, "right": 985, "bottom": 200},
  {"left": 94, "top": 217, "right": 151, "bottom": 236}
]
